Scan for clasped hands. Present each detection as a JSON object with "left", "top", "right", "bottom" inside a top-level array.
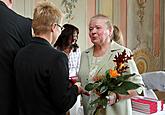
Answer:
[
  {"left": 75, "top": 82, "right": 90, "bottom": 96},
  {"left": 69, "top": 77, "right": 89, "bottom": 96}
]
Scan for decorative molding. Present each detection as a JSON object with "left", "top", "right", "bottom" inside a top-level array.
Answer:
[
  {"left": 133, "top": 0, "right": 148, "bottom": 50},
  {"left": 61, "top": 0, "right": 78, "bottom": 23},
  {"left": 133, "top": 49, "right": 160, "bottom": 73},
  {"left": 136, "top": 0, "right": 147, "bottom": 25},
  {"left": 131, "top": 0, "right": 162, "bottom": 72}
]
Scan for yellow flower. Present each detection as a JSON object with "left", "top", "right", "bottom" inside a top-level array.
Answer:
[
  {"left": 109, "top": 69, "right": 120, "bottom": 78},
  {"left": 119, "top": 63, "right": 125, "bottom": 69}
]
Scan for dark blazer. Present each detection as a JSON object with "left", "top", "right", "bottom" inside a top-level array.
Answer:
[
  {"left": 0, "top": 1, "right": 32, "bottom": 115},
  {"left": 14, "top": 37, "right": 78, "bottom": 115}
]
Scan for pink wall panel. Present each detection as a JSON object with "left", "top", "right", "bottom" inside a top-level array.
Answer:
[
  {"left": 120, "top": 0, "right": 127, "bottom": 46},
  {"left": 153, "top": 0, "right": 160, "bottom": 56}
]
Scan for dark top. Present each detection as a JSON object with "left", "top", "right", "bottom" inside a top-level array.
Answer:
[
  {"left": 14, "top": 37, "right": 78, "bottom": 115},
  {"left": 0, "top": 1, "right": 32, "bottom": 115}
]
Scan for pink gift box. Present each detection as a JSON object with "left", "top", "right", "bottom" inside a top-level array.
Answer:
[{"left": 131, "top": 96, "right": 164, "bottom": 114}]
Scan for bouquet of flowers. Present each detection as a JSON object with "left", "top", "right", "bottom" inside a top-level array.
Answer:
[{"left": 85, "top": 50, "right": 140, "bottom": 114}]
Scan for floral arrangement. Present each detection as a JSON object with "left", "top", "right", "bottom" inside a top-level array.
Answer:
[{"left": 85, "top": 50, "right": 140, "bottom": 114}]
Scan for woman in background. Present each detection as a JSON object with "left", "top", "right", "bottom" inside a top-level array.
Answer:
[
  {"left": 54, "top": 24, "right": 81, "bottom": 78},
  {"left": 54, "top": 24, "right": 82, "bottom": 115}
]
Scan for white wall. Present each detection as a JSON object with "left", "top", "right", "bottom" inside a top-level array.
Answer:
[
  {"left": 13, "top": 0, "right": 89, "bottom": 52},
  {"left": 13, "top": 0, "right": 35, "bottom": 18},
  {"left": 50, "top": 0, "right": 88, "bottom": 52},
  {"left": 11, "top": 0, "right": 165, "bottom": 70}
]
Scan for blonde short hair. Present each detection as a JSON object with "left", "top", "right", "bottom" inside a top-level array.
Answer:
[
  {"left": 90, "top": 14, "right": 113, "bottom": 29},
  {"left": 32, "top": 1, "right": 63, "bottom": 35}
]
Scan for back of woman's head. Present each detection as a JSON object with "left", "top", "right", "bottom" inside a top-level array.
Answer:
[
  {"left": 112, "top": 25, "right": 124, "bottom": 45},
  {"left": 32, "top": 1, "right": 63, "bottom": 35},
  {"left": 54, "top": 24, "right": 79, "bottom": 51}
]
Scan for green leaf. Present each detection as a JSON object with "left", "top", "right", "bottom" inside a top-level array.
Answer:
[
  {"left": 113, "top": 81, "right": 140, "bottom": 95},
  {"left": 120, "top": 81, "right": 140, "bottom": 90},
  {"left": 85, "top": 83, "right": 94, "bottom": 91},
  {"left": 117, "top": 73, "right": 135, "bottom": 81},
  {"left": 113, "top": 87, "right": 129, "bottom": 95},
  {"left": 109, "top": 78, "right": 122, "bottom": 86},
  {"left": 85, "top": 82, "right": 100, "bottom": 91},
  {"left": 107, "top": 82, "right": 115, "bottom": 90},
  {"left": 105, "top": 70, "right": 111, "bottom": 80},
  {"left": 105, "top": 70, "right": 109, "bottom": 76},
  {"left": 100, "top": 86, "right": 108, "bottom": 94}
]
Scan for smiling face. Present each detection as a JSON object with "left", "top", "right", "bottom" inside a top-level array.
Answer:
[
  {"left": 66, "top": 30, "right": 78, "bottom": 52},
  {"left": 68, "top": 30, "right": 78, "bottom": 45},
  {"left": 72, "top": 31, "right": 78, "bottom": 44}
]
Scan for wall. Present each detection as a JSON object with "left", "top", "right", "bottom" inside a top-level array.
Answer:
[
  {"left": 13, "top": 0, "right": 96, "bottom": 52},
  {"left": 13, "top": 0, "right": 34, "bottom": 18},
  {"left": 99, "top": 0, "right": 165, "bottom": 73},
  {"left": 162, "top": 0, "right": 165, "bottom": 70},
  {"left": 126, "top": 0, "right": 163, "bottom": 73},
  {"left": 12, "top": 0, "right": 165, "bottom": 71},
  {"left": 51, "top": 0, "right": 88, "bottom": 52}
]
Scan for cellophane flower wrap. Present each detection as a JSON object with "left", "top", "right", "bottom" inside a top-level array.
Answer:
[{"left": 85, "top": 50, "right": 140, "bottom": 114}]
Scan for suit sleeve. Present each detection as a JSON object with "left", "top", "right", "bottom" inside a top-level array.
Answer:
[{"left": 49, "top": 53, "right": 78, "bottom": 112}]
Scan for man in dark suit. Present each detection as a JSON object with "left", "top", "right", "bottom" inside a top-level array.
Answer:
[
  {"left": 14, "top": 1, "right": 85, "bottom": 115},
  {"left": 0, "top": 0, "right": 32, "bottom": 115}
]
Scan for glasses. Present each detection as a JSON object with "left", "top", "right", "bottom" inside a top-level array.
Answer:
[{"left": 56, "top": 24, "right": 63, "bottom": 31}]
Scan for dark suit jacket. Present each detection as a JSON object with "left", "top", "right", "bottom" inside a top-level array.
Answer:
[
  {"left": 14, "top": 37, "right": 78, "bottom": 115},
  {"left": 0, "top": 1, "right": 32, "bottom": 115}
]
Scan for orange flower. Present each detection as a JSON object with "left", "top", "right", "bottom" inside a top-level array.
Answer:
[{"left": 109, "top": 69, "right": 120, "bottom": 78}]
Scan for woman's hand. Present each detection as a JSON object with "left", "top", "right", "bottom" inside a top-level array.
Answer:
[
  {"left": 106, "top": 92, "right": 118, "bottom": 105},
  {"left": 118, "top": 90, "right": 138, "bottom": 100},
  {"left": 106, "top": 90, "right": 138, "bottom": 105}
]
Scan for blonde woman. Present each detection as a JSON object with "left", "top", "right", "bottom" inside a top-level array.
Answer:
[{"left": 78, "top": 14, "right": 144, "bottom": 115}]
